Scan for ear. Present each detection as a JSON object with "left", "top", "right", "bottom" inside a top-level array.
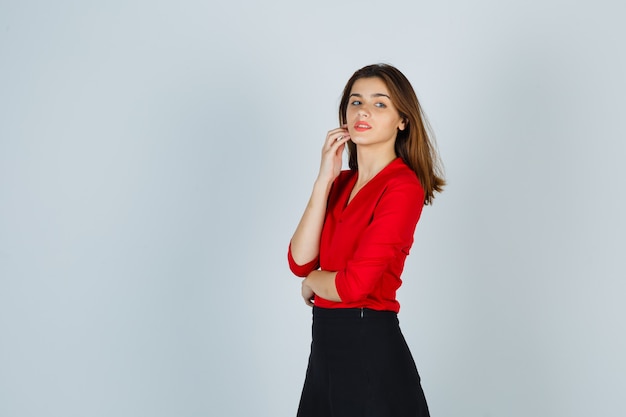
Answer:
[{"left": 398, "top": 118, "right": 407, "bottom": 131}]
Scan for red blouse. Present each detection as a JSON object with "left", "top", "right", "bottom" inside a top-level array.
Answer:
[{"left": 288, "top": 157, "right": 424, "bottom": 313}]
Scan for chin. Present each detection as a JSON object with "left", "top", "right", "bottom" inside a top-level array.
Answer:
[
  {"left": 350, "top": 135, "right": 368, "bottom": 144},
  {"left": 352, "top": 138, "right": 379, "bottom": 147}
]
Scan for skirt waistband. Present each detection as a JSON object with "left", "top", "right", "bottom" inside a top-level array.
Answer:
[{"left": 313, "top": 306, "right": 397, "bottom": 319}]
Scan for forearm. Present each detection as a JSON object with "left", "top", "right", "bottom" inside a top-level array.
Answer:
[
  {"left": 289, "top": 179, "right": 333, "bottom": 265},
  {"left": 304, "top": 270, "right": 342, "bottom": 302}
]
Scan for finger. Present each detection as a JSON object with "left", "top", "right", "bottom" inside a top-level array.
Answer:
[
  {"left": 325, "top": 128, "right": 350, "bottom": 146},
  {"left": 326, "top": 134, "right": 351, "bottom": 151},
  {"left": 326, "top": 127, "right": 348, "bottom": 137},
  {"left": 328, "top": 135, "right": 350, "bottom": 153}
]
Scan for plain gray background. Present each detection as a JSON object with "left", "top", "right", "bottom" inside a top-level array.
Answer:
[{"left": 1, "top": 1, "right": 625, "bottom": 416}]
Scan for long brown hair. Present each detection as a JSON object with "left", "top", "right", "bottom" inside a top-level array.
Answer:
[{"left": 339, "top": 64, "right": 445, "bottom": 205}]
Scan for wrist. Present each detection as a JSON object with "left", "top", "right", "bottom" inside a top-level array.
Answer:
[
  {"left": 302, "top": 276, "right": 313, "bottom": 288},
  {"left": 314, "top": 175, "right": 335, "bottom": 189}
]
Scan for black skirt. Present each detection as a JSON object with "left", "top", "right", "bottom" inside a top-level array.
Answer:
[{"left": 297, "top": 306, "right": 430, "bottom": 417}]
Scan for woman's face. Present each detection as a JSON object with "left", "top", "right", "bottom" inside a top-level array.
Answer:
[{"left": 345, "top": 77, "right": 405, "bottom": 149}]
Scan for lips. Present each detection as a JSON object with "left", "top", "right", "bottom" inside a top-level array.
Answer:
[{"left": 354, "top": 121, "right": 371, "bottom": 132}]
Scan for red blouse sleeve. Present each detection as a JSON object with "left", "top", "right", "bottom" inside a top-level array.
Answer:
[
  {"left": 334, "top": 179, "right": 424, "bottom": 303},
  {"left": 287, "top": 242, "right": 319, "bottom": 277}
]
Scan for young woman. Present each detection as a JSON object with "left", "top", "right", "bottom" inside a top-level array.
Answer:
[{"left": 288, "top": 63, "right": 444, "bottom": 417}]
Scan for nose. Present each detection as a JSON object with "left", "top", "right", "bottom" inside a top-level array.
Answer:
[{"left": 357, "top": 106, "right": 370, "bottom": 118}]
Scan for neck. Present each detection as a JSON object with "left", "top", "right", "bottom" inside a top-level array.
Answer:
[{"left": 355, "top": 145, "right": 397, "bottom": 183}]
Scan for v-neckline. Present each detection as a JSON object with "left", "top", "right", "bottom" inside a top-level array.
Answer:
[
  {"left": 344, "top": 175, "right": 361, "bottom": 208},
  {"left": 343, "top": 158, "right": 399, "bottom": 210}
]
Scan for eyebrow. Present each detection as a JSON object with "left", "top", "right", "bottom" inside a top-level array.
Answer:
[{"left": 349, "top": 93, "right": 391, "bottom": 99}]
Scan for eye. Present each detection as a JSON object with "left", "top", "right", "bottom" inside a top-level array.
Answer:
[
  {"left": 375, "top": 102, "right": 387, "bottom": 108},
  {"left": 350, "top": 100, "right": 362, "bottom": 106}
]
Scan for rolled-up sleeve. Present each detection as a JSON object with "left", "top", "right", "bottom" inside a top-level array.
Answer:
[
  {"left": 287, "top": 243, "right": 319, "bottom": 277},
  {"left": 335, "top": 180, "right": 424, "bottom": 303}
]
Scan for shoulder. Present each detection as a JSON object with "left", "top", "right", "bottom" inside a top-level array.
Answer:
[
  {"left": 382, "top": 158, "right": 424, "bottom": 196},
  {"left": 337, "top": 168, "right": 356, "bottom": 183},
  {"left": 369, "top": 159, "right": 425, "bottom": 210},
  {"left": 327, "top": 169, "right": 356, "bottom": 203},
  {"left": 375, "top": 160, "right": 425, "bottom": 220},
  {"left": 333, "top": 168, "right": 357, "bottom": 191}
]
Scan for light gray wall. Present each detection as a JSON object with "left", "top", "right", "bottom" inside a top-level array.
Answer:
[{"left": 1, "top": 1, "right": 625, "bottom": 416}]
